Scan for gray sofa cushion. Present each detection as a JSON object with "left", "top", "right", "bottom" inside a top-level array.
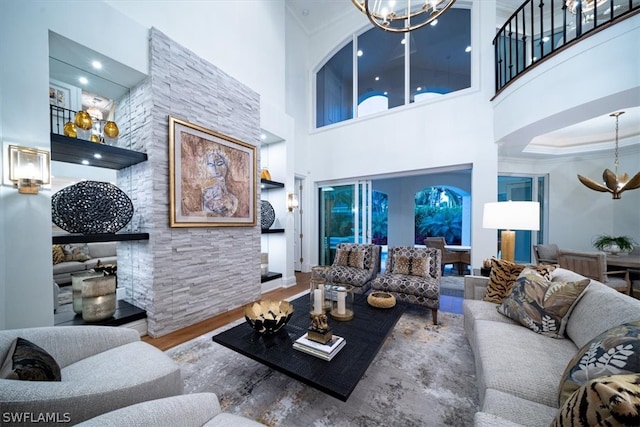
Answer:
[
  {"left": 481, "top": 388, "right": 558, "bottom": 427},
  {"left": 77, "top": 393, "right": 265, "bottom": 427},
  {"left": 53, "top": 261, "right": 86, "bottom": 275},
  {"left": 473, "top": 319, "right": 577, "bottom": 407},
  {"left": 563, "top": 275, "right": 640, "bottom": 348},
  {"left": 87, "top": 242, "right": 117, "bottom": 259}
]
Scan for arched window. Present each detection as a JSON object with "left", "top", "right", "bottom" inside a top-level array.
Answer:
[
  {"left": 415, "top": 186, "right": 464, "bottom": 245},
  {"left": 316, "top": 7, "right": 471, "bottom": 128}
]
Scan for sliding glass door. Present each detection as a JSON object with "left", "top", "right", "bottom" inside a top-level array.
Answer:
[
  {"left": 318, "top": 181, "right": 372, "bottom": 265},
  {"left": 497, "top": 174, "right": 547, "bottom": 263}
]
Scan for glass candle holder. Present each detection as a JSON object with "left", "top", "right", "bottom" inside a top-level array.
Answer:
[{"left": 330, "top": 284, "right": 354, "bottom": 321}]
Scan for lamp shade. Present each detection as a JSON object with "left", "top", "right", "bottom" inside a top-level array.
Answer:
[{"left": 482, "top": 201, "right": 540, "bottom": 231}]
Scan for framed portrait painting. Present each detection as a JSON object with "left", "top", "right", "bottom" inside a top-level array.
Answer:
[{"left": 169, "top": 116, "right": 257, "bottom": 227}]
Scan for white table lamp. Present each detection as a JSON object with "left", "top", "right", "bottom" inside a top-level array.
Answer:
[{"left": 483, "top": 201, "right": 540, "bottom": 262}]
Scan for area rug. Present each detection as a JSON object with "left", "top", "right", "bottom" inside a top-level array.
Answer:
[{"left": 166, "top": 306, "right": 478, "bottom": 426}]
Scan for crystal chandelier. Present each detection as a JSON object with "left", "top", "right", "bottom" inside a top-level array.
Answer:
[
  {"left": 351, "top": 0, "right": 456, "bottom": 33},
  {"left": 577, "top": 112, "right": 640, "bottom": 200}
]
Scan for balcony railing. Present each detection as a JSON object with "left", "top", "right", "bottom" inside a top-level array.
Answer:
[{"left": 494, "top": 0, "right": 639, "bottom": 94}]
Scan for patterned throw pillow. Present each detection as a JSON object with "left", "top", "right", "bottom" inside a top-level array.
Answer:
[
  {"left": 63, "top": 244, "right": 91, "bottom": 262},
  {"left": 52, "top": 245, "right": 65, "bottom": 265},
  {"left": 391, "top": 255, "right": 428, "bottom": 277},
  {"left": 558, "top": 320, "right": 640, "bottom": 406},
  {"left": 497, "top": 268, "right": 590, "bottom": 338},
  {"left": 552, "top": 374, "right": 640, "bottom": 427},
  {"left": 335, "top": 249, "right": 365, "bottom": 269},
  {"left": 0, "top": 337, "right": 61, "bottom": 381},
  {"left": 483, "top": 258, "right": 555, "bottom": 303}
]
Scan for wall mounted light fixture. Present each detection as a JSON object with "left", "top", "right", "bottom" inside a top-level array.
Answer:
[
  {"left": 287, "top": 192, "right": 299, "bottom": 212},
  {"left": 8, "top": 145, "right": 51, "bottom": 194}
]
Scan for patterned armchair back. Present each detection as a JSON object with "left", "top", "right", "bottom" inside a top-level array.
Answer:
[
  {"left": 385, "top": 246, "right": 441, "bottom": 280},
  {"left": 333, "top": 243, "right": 381, "bottom": 273}
]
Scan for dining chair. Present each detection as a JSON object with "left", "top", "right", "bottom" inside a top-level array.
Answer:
[
  {"left": 532, "top": 243, "right": 559, "bottom": 265},
  {"left": 424, "top": 237, "right": 461, "bottom": 275},
  {"left": 557, "top": 249, "right": 631, "bottom": 295}
]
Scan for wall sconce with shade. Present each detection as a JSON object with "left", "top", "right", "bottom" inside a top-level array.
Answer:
[
  {"left": 482, "top": 201, "right": 540, "bottom": 263},
  {"left": 8, "top": 145, "right": 51, "bottom": 194},
  {"left": 287, "top": 192, "right": 299, "bottom": 212}
]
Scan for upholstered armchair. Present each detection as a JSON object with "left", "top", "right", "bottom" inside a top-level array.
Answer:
[
  {"left": 326, "top": 243, "right": 381, "bottom": 294},
  {"left": 371, "top": 246, "right": 441, "bottom": 324}
]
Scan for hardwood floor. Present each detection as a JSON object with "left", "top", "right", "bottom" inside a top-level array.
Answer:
[{"left": 142, "top": 272, "right": 311, "bottom": 351}]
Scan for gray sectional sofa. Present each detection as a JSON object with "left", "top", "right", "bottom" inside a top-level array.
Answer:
[
  {"left": 76, "top": 393, "right": 265, "bottom": 426},
  {"left": 464, "top": 268, "right": 640, "bottom": 426},
  {"left": 0, "top": 326, "right": 183, "bottom": 426},
  {"left": 53, "top": 242, "right": 118, "bottom": 285}
]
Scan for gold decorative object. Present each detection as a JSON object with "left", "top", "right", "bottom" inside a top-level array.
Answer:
[
  {"left": 352, "top": 0, "right": 456, "bottom": 33},
  {"left": 74, "top": 110, "right": 93, "bottom": 130},
  {"left": 90, "top": 134, "right": 100, "bottom": 143},
  {"left": 260, "top": 168, "right": 272, "bottom": 180},
  {"left": 308, "top": 313, "right": 332, "bottom": 344},
  {"left": 103, "top": 121, "right": 119, "bottom": 138},
  {"left": 63, "top": 122, "right": 77, "bottom": 138},
  {"left": 243, "top": 300, "right": 294, "bottom": 334},
  {"left": 367, "top": 291, "right": 396, "bottom": 308},
  {"left": 577, "top": 112, "right": 640, "bottom": 200}
]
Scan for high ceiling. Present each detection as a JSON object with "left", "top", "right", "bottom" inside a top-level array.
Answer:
[{"left": 286, "top": 0, "right": 640, "bottom": 158}]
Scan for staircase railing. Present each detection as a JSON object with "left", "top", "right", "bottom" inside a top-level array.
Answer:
[{"left": 494, "top": 0, "right": 639, "bottom": 94}]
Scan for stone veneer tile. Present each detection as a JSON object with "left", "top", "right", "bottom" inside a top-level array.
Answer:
[{"left": 116, "top": 28, "right": 261, "bottom": 337}]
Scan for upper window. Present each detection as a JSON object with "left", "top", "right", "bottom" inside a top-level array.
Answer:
[{"left": 316, "top": 8, "right": 471, "bottom": 128}]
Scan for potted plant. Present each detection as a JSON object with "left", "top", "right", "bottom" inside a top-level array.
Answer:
[{"left": 592, "top": 234, "right": 636, "bottom": 254}]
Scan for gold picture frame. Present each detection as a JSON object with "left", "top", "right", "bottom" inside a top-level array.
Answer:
[{"left": 169, "top": 116, "right": 257, "bottom": 227}]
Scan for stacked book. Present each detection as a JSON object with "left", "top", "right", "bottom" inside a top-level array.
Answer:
[{"left": 293, "top": 333, "right": 346, "bottom": 361}]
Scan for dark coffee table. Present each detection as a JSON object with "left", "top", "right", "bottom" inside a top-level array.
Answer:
[{"left": 212, "top": 293, "right": 406, "bottom": 401}]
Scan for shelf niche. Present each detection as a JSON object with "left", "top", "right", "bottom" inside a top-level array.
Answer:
[
  {"left": 52, "top": 233, "right": 150, "bottom": 245},
  {"left": 51, "top": 133, "right": 147, "bottom": 170}
]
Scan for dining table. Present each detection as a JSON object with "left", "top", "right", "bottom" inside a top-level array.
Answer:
[{"left": 606, "top": 253, "right": 640, "bottom": 270}]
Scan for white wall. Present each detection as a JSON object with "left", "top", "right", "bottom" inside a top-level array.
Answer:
[
  {"left": 501, "top": 145, "right": 640, "bottom": 251},
  {"left": 106, "top": 0, "right": 286, "bottom": 111},
  {"left": 0, "top": 0, "right": 148, "bottom": 328},
  {"left": 293, "top": 1, "right": 499, "bottom": 269},
  {"left": 0, "top": 0, "right": 290, "bottom": 329}
]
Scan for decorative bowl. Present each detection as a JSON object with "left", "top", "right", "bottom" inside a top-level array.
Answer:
[
  {"left": 367, "top": 291, "right": 396, "bottom": 309},
  {"left": 74, "top": 111, "right": 93, "bottom": 130},
  {"left": 244, "top": 300, "right": 294, "bottom": 334}
]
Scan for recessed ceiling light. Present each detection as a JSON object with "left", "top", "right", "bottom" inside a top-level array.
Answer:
[
  {"left": 416, "top": 86, "right": 422, "bottom": 91},
  {"left": 383, "top": 91, "right": 388, "bottom": 95},
  {"left": 401, "top": 39, "right": 406, "bottom": 45},
  {"left": 430, "top": 19, "right": 438, "bottom": 26},
  {"left": 465, "top": 46, "right": 472, "bottom": 53},
  {"left": 79, "top": 77, "right": 88, "bottom": 85},
  {"left": 94, "top": 153, "right": 102, "bottom": 159},
  {"left": 375, "top": 76, "right": 380, "bottom": 81},
  {"left": 260, "top": 134, "right": 267, "bottom": 140},
  {"left": 81, "top": 160, "right": 89, "bottom": 165},
  {"left": 357, "top": 50, "right": 363, "bottom": 57},
  {"left": 91, "top": 60, "right": 102, "bottom": 69}
]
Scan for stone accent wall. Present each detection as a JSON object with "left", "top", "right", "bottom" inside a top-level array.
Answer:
[{"left": 118, "top": 28, "right": 261, "bottom": 337}]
